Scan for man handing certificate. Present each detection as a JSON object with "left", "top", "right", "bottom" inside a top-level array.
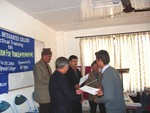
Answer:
[
  {"left": 80, "top": 85, "right": 100, "bottom": 95},
  {"left": 79, "top": 73, "right": 100, "bottom": 95}
]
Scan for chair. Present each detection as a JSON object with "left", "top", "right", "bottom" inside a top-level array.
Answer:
[
  {"left": 0, "top": 100, "right": 14, "bottom": 113},
  {"left": 31, "top": 92, "right": 39, "bottom": 112},
  {"left": 140, "top": 92, "right": 150, "bottom": 112},
  {"left": 14, "top": 94, "right": 36, "bottom": 113}
]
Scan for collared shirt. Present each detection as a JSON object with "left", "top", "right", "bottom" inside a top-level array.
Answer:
[
  {"left": 101, "top": 64, "right": 110, "bottom": 74},
  {"left": 70, "top": 65, "right": 76, "bottom": 71}
]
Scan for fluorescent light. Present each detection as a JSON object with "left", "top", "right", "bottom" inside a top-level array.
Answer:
[{"left": 91, "top": 0, "right": 121, "bottom": 8}]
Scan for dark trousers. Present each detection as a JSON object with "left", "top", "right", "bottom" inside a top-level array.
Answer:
[
  {"left": 39, "top": 103, "right": 50, "bottom": 113},
  {"left": 89, "top": 101, "right": 106, "bottom": 113},
  {"left": 72, "top": 102, "right": 82, "bottom": 113}
]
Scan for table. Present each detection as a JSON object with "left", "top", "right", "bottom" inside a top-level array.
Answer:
[{"left": 124, "top": 93, "right": 142, "bottom": 113}]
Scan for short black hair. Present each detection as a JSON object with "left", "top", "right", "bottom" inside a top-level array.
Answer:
[
  {"left": 95, "top": 50, "right": 110, "bottom": 65},
  {"left": 91, "top": 60, "right": 97, "bottom": 67},
  {"left": 68, "top": 55, "right": 78, "bottom": 61}
]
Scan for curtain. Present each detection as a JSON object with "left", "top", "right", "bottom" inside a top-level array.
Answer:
[
  {"left": 80, "top": 31, "right": 150, "bottom": 92},
  {"left": 80, "top": 35, "right": 115, "bottom": 75}
]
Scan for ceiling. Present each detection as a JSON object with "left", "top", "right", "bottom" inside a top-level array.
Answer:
[{"left": 6, "top": 0, "right": 150, "bottom": 31}]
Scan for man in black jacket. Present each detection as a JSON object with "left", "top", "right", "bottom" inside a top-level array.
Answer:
[
  {"left": 65, "top": 55, "right": 82, "bottom": 113},
  {"left": 49, "top": 57, "right": 82, "bottom": 113}
]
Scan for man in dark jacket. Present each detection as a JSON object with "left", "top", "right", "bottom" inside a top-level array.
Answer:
[
  {"left": 65, "top": 55, "right": 82, "bottom": 113},
  {"left": 49, "top": 57, "right": 82, "bottom": 113}
]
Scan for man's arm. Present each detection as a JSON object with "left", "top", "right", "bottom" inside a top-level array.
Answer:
[
  {"left": 33, "top": 65, "right": 50, "bottom": 85},
  {"left": 94, "top": 73, "right": 115, "bottom": 103},
  {"left": 60, "top": 76, "right": 81, "bottom": 102}
]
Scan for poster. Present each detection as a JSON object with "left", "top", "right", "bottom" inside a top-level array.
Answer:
[{"left": 0, "top": 29, "right": 34, "bottom": 73}]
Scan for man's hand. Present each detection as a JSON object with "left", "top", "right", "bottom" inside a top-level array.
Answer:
[
  {"left": 76, "top": 89, "right": 83, "bottom": 95},
  {"left": 96, "top": 89, "right": 103, "bottom": 96},
  {"left": 75, "top": 84, "right": 80, "bottom": 89}
]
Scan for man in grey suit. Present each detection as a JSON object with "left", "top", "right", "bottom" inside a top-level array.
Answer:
[
  {"left": 94, "top": 50, "right": 126, "bottom": 113},
  {"left": 33, "top": 48, "right": 52, "bottom": 113}
]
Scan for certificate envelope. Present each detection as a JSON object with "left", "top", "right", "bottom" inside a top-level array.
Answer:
[
  {"left": 80, "top": 85, "right": 100, "bottom": 95},
  {"left": 79, "top": 73, "right": 89, "bottom": 85}
]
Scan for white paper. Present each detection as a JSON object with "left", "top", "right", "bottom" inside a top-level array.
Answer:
[
  {"left": 79, "top": 74, "right": 89, "bottom": 85},
  {"left": 80, "top": 85, "right": 100, "bottom": 95},
  {"left": 125, "top": 102, "right": 141, "bottom": 107}
]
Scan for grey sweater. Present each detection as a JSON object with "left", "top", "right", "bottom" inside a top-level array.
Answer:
[{"left": 95, "top": 66, "right": 126, "bottom": 113}]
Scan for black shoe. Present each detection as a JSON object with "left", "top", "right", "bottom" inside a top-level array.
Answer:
[{"left": 123, "top": 7, "right": 135, "bottom": 12}]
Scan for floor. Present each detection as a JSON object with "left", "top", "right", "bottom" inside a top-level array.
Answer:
[
  {"left": 83, "top": 110, "right": 137, "bottom": 113},
  {"left": 82, "top": 110, "right": 145, "bottom": 113},
  {"left": 83, "top": 111, "right": 99, "bottom": 113}
]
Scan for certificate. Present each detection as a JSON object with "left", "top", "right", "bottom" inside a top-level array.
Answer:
[
  {"left": 79, "top": 73, "right": 89, "bottom": 85},
  {"left": 80, "top": 85, "right": 100, "bottom": 95}
]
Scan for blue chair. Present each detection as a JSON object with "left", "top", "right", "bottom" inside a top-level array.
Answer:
[
  {"left": 0, "top": 100, "right": 14, "bottom": 113},
  {"left": 140, "top": 92, "right": 150, "bottom": 112},
  {"left": 14, "top": 94, "right": 36, "bottom": 113}
]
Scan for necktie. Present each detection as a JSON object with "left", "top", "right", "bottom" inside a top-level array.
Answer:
[
  {"left": 99, "top": 72, "right": 104, "bottom": 90},
  {"left": 75, "top": 71, "right": 78, "bottom": 79},
  {"left": 46, "top": 64, "right": 51, "bottom": 75},
  {"left": 99, "top": 72, "right": 104, "bottom": 83}
]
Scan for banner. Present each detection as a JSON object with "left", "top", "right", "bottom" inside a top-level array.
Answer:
[
  {"left": 0, "top": 29, "right": 34, "bottom": 73},
  {"left": 0, "top": 73, "right": 8, "bottom": 94}
]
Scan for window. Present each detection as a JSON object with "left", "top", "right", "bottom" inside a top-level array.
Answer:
[{"left": 80, "top": 31, "right": 150, "bottom": 92}]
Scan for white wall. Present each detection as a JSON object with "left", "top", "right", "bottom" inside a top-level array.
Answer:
[
  {"left": 0, "top": 1, "right": 57, "bottom": 112},
  {"left": 0, "top": 0, "right": 57, "bottom": 70},
  {"left": 57, "top": 23, "right": 150, "bottom": 65}
]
